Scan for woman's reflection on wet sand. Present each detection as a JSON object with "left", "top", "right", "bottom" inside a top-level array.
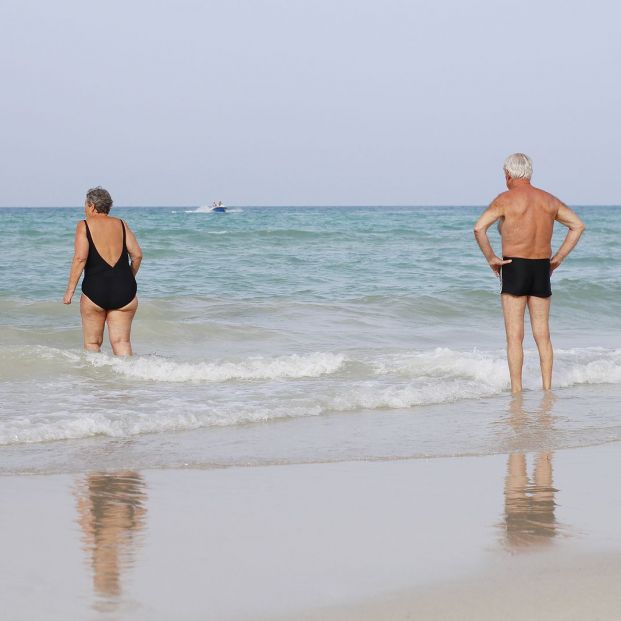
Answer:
[
  {"left": 503, "top": 393, "right": 559, "bottom": 549},
  {"left": 75, "top": 471, "right": 146, "bottom": 603}
]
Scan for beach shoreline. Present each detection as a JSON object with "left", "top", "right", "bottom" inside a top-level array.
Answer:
[{"left": 3, "top": 441, "right": 621, "bottom": 620}]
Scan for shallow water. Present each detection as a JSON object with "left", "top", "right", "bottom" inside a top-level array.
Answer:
[{"left": 1, "top": 206, "right": 619, "bottom": 471}]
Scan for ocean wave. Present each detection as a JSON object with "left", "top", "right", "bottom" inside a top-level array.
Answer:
[
  {"left": 88, "top": 351, "right": 346, "bottom": 382},
  {"left": 1, "top": 347, "right": 620, "bottom": 445},
  {"left": 368, "top": 347, "right": 621, "bottom": 393},
  {"left": 324, "top": 349, "right": 621, "bottom": 412},
  {"left": 0, "top": 346, "right": 347, "bottom": 382},
  {"left": 553, "top": 348, "right": 621, "bottom": 387},
  {"left": 372, "top": 348, "right": 507, "bottom": 382},
  {"left": 3, "top": 345, "right": 621, "bottom": 389},
  {"left": 0, "top": 402, "right": 324, "bottom": 445}
]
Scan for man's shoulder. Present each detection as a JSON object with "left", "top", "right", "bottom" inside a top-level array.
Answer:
[
  {"left": 530, "top": 187, "right": 565, "bottom": 211},
  {"left": 519, "top": 184, "right": 555, "bottom": 200},
  {"left": 490, "top": 190, "right": 512, "bottom": 207}
]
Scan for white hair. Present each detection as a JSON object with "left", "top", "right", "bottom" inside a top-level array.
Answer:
[{"left": 503, "top": 153, "right": 533, "bottom": 180}]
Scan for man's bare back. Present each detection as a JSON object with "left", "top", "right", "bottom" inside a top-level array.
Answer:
[
  {"left": 495, "top": 182, "right": 560, "bottom": 259},
  {"left": 475, "top": 177, "right": 585, "bottom": 276}
]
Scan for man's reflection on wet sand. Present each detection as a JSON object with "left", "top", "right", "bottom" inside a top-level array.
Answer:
[
  {"left": 75, "top": 471, "right": 146, "bottom": 602},
  {"left": 503, "top": 393, "right": 559, "bottom": 549}
]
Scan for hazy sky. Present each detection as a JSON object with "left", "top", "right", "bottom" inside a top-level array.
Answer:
[{"left": 1, "top": 0, "right": 619, "bottom": 206}]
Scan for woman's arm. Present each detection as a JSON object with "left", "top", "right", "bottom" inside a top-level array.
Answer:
[
  {"left": 64, "top": 222, "right": 89, "bottom": 304},
  {"left": 124, "top": 221, "right": 143, "bottom": 277}
]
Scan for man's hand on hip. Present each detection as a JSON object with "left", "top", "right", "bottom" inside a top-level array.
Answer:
[
  {"left": 550, "top": 255, "right": 563, "bottom": 273},
  {"left": 489, "top": 256, "right": 512, "bottom": 278}
]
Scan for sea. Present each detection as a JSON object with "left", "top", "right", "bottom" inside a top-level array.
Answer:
[{"left": 1, "top": 205, "right": 620, "bottom": 473}]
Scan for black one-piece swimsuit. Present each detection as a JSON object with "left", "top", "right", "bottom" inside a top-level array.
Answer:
[{"left": 82, "top": 219, "right": 137, "bottom": 310}]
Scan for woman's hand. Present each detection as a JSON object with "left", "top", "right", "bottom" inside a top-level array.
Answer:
[{"left": 63, "top": 290, "right": 73, "bottom": 304}]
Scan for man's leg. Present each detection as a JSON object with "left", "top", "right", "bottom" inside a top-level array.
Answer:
[
  {"left": 501, "top": 294, "right": 527, "bottom": 393},
  {"left": 528, "top": 296, "right": 553, "bottom": 390}
]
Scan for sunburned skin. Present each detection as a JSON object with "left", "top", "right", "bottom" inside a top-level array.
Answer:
[
  {"left": 493, "top": 182, "right": 560, "bottom": 259},
  {"left": 474, "top": 161, "right": 585, "bottom": 394},
  {"left": 474, "top": 175, "right": 585, "bottom": 276}
]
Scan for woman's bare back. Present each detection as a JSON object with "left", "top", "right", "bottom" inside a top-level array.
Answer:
[{"left": 84, "top": 215, "right": 125, "bottom": 266}]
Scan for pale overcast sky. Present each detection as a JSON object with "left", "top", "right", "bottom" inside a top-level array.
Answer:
[{"left": 1, "top": 0, "right": 619, "bottom": 206}]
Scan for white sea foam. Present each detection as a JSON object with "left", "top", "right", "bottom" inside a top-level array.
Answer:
[
  {"left": 372, "top": 347, "right": 621, "bottom": 389},
  {"left": 0, "top": 400, "right": 323, "bottom": 445},
  {"left": 327, "top": 378, "right": 501, "bottom": 412},
  {"left": 186, "top": 206, "right": 213, "bottom": 213},
  {"left": 1, "top": 346, "right": 621, "bottom": 445},
  {"left": 372, "top": 347, "right": 508, "bottom": 384},
  {"left": 553, "top": 348, "right": 621, "bottom": 387},
  {"left": 87, "top": 351, "right": 347, "bottom": 382}
]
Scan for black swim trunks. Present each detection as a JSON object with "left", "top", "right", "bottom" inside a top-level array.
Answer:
[{"left": 501, "top": 257, "right": 551, "bottom": 298}]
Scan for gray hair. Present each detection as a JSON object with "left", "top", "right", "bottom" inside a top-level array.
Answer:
[
  {"left": 503, "top": 153, "right": 533, "bottom": 180},
  {"left": 86, "top": 187, "right": 113, "bottom": 214}
]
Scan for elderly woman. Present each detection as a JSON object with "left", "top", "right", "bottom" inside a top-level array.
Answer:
[{"left": 64, "top": 187, "right": 142, "bottom": 355}]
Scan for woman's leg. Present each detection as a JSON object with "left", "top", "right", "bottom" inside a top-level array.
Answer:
[
  {"left": 80, "top": 295, "right": 107, "bottom": 352},
  {"left": 106, "top": 297, "right": 138, "bottom": 356}
]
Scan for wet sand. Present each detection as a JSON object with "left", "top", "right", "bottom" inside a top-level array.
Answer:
[
  {"left": 2, "top": 442, "right": 621, "bottom": 620},
  {"left": 295, "top": 550, "right": 621, "bottom": 621}
]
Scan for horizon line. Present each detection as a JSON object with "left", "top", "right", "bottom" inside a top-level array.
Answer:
[{"left": 1, "top": 203, "right": 620, "bottom": 209}]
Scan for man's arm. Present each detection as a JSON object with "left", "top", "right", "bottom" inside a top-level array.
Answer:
[
  {"left": 474, "top": 200, "right": 512, "bottom": 277},
  {"left": 550, "top": 204, "right": 585, "bottom": 272}
]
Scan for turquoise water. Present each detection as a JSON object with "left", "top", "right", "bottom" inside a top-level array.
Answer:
[{"left": 1, "top": 206, "right": 620, "bottom": 470}]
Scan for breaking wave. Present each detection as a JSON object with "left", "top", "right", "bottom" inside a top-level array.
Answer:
[
  {"left": 1, "top": 346, "right": 620, "bottom": 445},
  {"left": 89, "top": 351, "right": 346, "bottom": 382}
]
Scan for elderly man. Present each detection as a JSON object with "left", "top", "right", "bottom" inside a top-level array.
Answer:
[{"left": 474, "top": 153, "right": 585, "bottom": 393}]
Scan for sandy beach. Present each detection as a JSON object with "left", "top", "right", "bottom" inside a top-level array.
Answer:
[
  {"left": 2, "top": 441, "right": 621, "bottom": 620},
  {"left": 3, "top": 0, "right": 621, "bottom": 618}
]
